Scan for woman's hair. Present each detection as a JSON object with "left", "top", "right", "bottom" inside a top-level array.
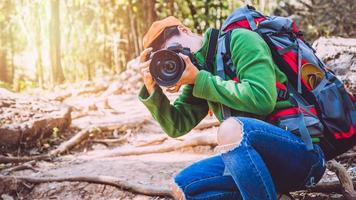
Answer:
[{"left": 149, "top": 26, "right": 180, "bottom": 51}]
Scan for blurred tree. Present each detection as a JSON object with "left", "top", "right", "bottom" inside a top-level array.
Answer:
[
  {"left": 0, "top": 1, "right": 13, "bottom": 83},
  {"left": 142, "top": 0, "right": 157, "bottom": 30},
  {"left": 34, "top": 2, "right": 44, "bottom": 88},
  {"left": 49, "top": 0, "right": 65, "bottom": 85}
]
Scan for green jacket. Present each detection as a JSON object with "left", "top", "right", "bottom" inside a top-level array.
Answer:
[{"left": 138, "top": 28, "right": 293, "bottom": 138}]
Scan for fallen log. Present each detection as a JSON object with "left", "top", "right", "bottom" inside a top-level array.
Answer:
[
  {"left": 0, "top": 175, "right": 173, "bottom": 197},
  {"left": 0, "top": 88, "right": 72, "bottom": 149}
]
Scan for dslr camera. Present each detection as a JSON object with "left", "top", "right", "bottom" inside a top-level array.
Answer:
[{"left": 149, "top": 43, "right": 200, "bottom": 87}]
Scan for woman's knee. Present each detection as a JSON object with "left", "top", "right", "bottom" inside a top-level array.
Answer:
[{"left": 217, "top": 117, "right": 243, "bottom": 148}]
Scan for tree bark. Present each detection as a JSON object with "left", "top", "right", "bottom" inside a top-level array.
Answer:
[{"left": 49, "top": 0, "right": 65, "bottom": 85}]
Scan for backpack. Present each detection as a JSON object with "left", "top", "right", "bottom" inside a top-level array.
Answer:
[{"left": 206, "top": 5, "right": 356, "bottom": 160}]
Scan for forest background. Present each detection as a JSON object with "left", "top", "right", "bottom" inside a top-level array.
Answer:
[{"left": 0, "top": 0, "right": 354, "bottom": 92}]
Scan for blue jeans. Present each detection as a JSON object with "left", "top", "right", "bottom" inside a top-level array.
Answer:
[{"left": 174, "top": 117, "right": 326, "bottom": 200}]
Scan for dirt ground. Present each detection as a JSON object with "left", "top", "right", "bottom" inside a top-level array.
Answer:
[{"left": 0, "top": 84, "right": 355, "bottom": 200}]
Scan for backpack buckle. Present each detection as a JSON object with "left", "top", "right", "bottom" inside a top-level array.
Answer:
[{"left": 277, "top": 89, "right": 289, "bottom": 100}]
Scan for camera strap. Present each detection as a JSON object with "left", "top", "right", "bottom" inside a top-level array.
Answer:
[{"left": 205, "top": 29, "right": 219, "bottom": 73}]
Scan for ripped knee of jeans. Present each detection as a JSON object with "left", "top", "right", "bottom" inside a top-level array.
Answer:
[{"left": 215, "top": 117, "right": 244, "bottom": 153}]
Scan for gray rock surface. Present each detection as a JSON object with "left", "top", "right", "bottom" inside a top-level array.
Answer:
[{"left": 313, "top": 37, "right": 356, "bottom": 93}]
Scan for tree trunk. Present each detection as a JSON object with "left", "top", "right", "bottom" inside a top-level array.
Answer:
[
  {"left": 144, "top": 0, "right": 157, "bottom": 30},
  {"left": 168, "top": 0, "right": 174, "bottom": 16},
  {"left": 9, "top": 25, "right": 14, "bottom": 85},
  {"left": 101, "top": 5, "right": 112, "bottom": 71},
  {"left": 0, "top": 49, "right": 8, "bottom": 83},
  {"left": 185, "top": 0, "right": 201, "bottom": 33},
  {"left": 35, "top": 2, "right": 43, "bottom": 88},
  {"left": 128, "top": 0, "right": 140, "bottom": 56},
  {"left": 204, "top": 0, "right": 210, "bottom": 30},
  {"left": 49, "top": 0, "right": 65, "bottom": 85}
]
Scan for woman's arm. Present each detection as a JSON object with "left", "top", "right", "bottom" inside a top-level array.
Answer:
[
  {"left": 192, "top": 29, "right": 277, "bottom": 115},
  {"left": 139, "top": 84, "right": 208, "bottom": 138}
]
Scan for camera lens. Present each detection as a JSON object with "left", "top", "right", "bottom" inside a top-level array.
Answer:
[
  {"left": 162, "top": 61, "right": 177, "bottom": 75},
  {"left": 149, "top": 50, "right": 186, "bottom": 87}
]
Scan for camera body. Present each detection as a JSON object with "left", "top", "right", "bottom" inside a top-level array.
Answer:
[{"left": 149, "top": 43, "right": 199, "bottom": 87}]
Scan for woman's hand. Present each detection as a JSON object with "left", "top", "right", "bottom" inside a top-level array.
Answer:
[
  {"left": 139, "top": 48, "right": 156, "bottom": 95},
  {"left": 166, "top": 53, "right": 199, "bottom": 93}
]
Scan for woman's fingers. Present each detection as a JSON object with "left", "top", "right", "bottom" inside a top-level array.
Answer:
[
  {"left": 139, "top": 47, "right": 153, "bottom": 63},
  {"left": 139, "top": 59, "right": 152, "bottom": 71},
  {"left": 178, "top": 53, "right": 190, "bottom": 64}
]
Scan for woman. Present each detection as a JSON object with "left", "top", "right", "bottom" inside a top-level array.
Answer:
[{"left": 138, "top": 16, "right": 326, "bottom": 200}]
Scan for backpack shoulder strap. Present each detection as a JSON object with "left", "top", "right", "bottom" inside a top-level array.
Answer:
[
  {"left": 218, "top": 30, "right": 236, "bottom": 79},
  {"left": 205, "top": 28, "right": 219, "bottom": 73}
]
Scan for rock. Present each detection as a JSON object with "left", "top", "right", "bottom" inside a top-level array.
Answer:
[
  {"left": 313, "top": 37, "right": 356, "bottom": 92},
  {"left": 0, "top": 88, "right": 72, "bottom": 151},
  {"left": 1, "top": 194, "right": 14, "bottom": 200}
]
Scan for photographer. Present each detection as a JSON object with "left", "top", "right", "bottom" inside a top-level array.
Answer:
[{"left": 138, "top": 16, "right": 326, "bottom": 200}]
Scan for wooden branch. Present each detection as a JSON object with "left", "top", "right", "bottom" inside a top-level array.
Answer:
[
  {"left": 327, "top": 160, "right": 356, "bottom": 200},
  {"left": 194, "top": 120, "right": 220, "bottom": 130},
  {"left": 0, "top": 155, "right": 51, "bottom": 164},
  {"left": 90, "top": 134, "right": 217, "bottom": 158},
  {"left": 2, "top": 160, "right": 38, "bottom": 175},
  {"left": 135, "top": 135, "right": 168, "bottom": 147},
  {"left": 76, "top": 85, "right": 108, "bottom": 96},
  {"left": 0, "top": 175, "right": 173, "bottom": 197},
  {"left": 309, "top": 177, "right": 356, "bottom": 194},
  {"left": 49, "top": 127, "right": 92, "bottom": 156},
  {"left": 337, "top": 152, "right": 356, "bottom": 160},
  {"left": 50, "top": 118, "right": 146, "bottom": 156},
  {"left": 296, "top": 0, "right": 313, "bottom": 11},
  {"left": 91, "top": 130, "right": 132, "bottom": 145}
]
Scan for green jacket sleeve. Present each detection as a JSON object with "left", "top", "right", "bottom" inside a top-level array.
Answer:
[
  {"left": 192, "top": 29, "right": 277, "bottom": 115},
  {"left": 138, "top": 84, "right": 209, "bottom": 138}
]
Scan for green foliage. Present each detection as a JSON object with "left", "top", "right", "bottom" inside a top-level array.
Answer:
[{"left": 52, "top": 127, "right": 60, "bottom": 138}]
